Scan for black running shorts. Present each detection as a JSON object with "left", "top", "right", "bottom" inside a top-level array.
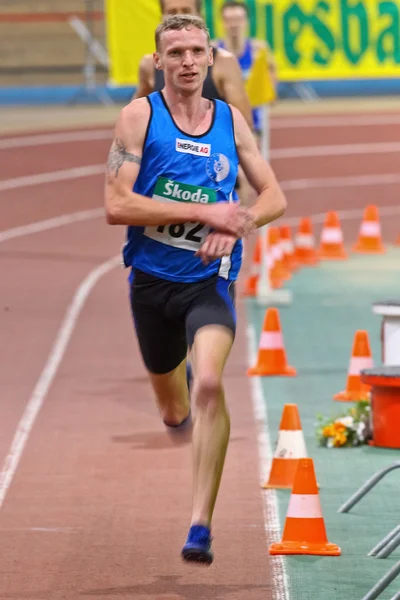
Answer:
[{"left": 129, "top": 269, "right": 236, "bottom": 374}]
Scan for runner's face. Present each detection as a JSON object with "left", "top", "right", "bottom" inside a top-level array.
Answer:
[
  {"left": 162, "top": 0, "right": 199, "bottom": 16},
  {"left": 157, "top": 27, "right": 212, "bottom": 94},
  {"left": 222, "top": 6, "right": 248, "bottom": 39}
]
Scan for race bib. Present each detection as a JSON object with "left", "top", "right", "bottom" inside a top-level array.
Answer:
[{"left": 144, "top": 177, "right": 216, "bottom": 251}]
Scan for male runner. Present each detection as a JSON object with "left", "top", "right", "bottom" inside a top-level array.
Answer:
[
  {"left": 219, "top": 0, "right": 278, "bottom": 135},
  {"left": 105, "top": 14, "right": 286, "bottom": 565},
  {"left": 135, "top": 0, "right": 253, "bottom": 379}
]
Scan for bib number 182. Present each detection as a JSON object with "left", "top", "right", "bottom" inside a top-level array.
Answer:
[{"left": 157, "top": 223, "right": 204, "bottom": 243}]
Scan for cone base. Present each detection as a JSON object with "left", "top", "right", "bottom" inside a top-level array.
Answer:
[
  {"left": 270, "top": 278, "right": 284, "bottom": 289},
  {"left": 284, "top": 259, "right": 299, "bottom": 272},
  {"left": 262, "top": 457, "right": 303, "bottom": 489},
  {"left": 244, "top": 280, "right": 257, "bottom": 297},
  {"left": 256, "top": 287, "right": 293, "bottom": 307},
  {"left": 333, "top": 390, "right": 369, "bottom": 402},
  {"left": 262, "top": 482, "right": 293, "bottom": 490},
  {"left": 269, "top": 541, "right": 341, "bottom": 556},
  {"left": 264, "top": 481, "right": 321, "bottom": 489},
  {"left": 319, "top": 251, "right": 348, "bottom": 261},
  {"left": 248, "top": 365, "right": 297, "bottom": 377},
  {"left": 297, "top": 257, "right": 320, "bottom": 266},
  {"left": 244, "top": 289, "right": 256, "bottom": 297},
  {"left": 277, "top": 270, "right": 292, "bottom": 282},
  {"left": 352, "top": 244, "right": 385, "bottom": 254},
  {"left": 256, "top": 288, "right": 293, "bottom": 306}
]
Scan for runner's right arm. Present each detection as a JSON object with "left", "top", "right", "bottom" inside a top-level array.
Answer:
[{"left": 104, "top": 101, "right": 254, "bottom": 237}]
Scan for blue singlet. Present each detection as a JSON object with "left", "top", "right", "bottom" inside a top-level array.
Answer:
[{"left": 123, "top": 91, "right": 242, "bottom": 283}]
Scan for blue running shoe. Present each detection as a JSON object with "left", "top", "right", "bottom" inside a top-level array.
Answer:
[{"left": 181, "top": 524, "right": 213, "bottom": 565}]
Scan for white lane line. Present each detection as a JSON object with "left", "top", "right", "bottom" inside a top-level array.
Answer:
[
  {"left": 0, "top": 129, "right": 112, "bottom": 150},
  {"left": 271, "top": 141, "right": 400, "bottom": 160},
  {"left": 280, "top": 172, "right": 400, "bottom": 191},
  {"left": 0, "top": 164, "right": 104, "bottom": 192},
  {"left": 1, "top": 114, "right": 399, "bottom": 149},
  {"left": 247, "top": 324, "right": 289, "bottom": 600},
  {"left": 0, "top": 173, "right": 398, "bottom": 246},
  {"left": 282, "top": 205, "right": 400, "bottom": 228},
  {"left": 1, "top": 149, "right": 397, "bottom": 193},
  {"left": 271, "top": 113, "right": 400, "bottom": 129},
  {"left": 0, "top": 208, "right": 103, "bottom": 243},
  {"left": 1, "top": 162, "right": 400, "bottom": 197},
  {"left": 0, "top": 255, "right": 120, "bottom": 510}
]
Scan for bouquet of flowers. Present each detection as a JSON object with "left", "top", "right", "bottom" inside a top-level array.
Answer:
[{"left": 315, "top": 399, "right": 372, "bottom": 448}]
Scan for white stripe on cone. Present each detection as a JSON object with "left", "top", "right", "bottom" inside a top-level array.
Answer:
[
  {"left": 260, "top": 331, "right": 283, "bottom": 349},
  {"left": 349, "top": 356, "right": 373, "bottom": 375},
  {"left": 360, "top": 221, "right": 381, "bottom": 237},
  {"left": 281, "top": 240, "right": 294, "bottom": 253},
  {"left": 287, "top": 494, "right": 323, "bottom": 519},
  {"left": 296, "top": 234, "right": 315, "bottom": 248},
  {"left": 274, "top": 430, "right": 308, "bottom": 459},
  {"left": 250, "top": 263, "right": 260, "bottom": 275},
  {"left": 272, "top": 244, "right": 283, "bottom": 260},
  {"left": 321, "top": 227, "right": 343, "bottom": 244},
  {"left": 267, "top": 251, "right": 275, "bottom": 269}
]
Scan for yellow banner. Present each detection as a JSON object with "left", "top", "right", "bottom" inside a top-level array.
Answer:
[
  {"left": 254, "top": 0, "right": 400, "bottom": 80},
  {"left": 105, "top": 0, "right": 161, "bottom": 86},
  {"left": 105, "top": 0, "right": 400, "bottom": 85}
]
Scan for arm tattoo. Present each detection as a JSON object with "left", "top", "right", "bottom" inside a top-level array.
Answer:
[{"left": 107, "top": 137, "right": 141, "bottom": 179}]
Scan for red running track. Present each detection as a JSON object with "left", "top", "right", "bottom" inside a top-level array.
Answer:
[{"left": 0, "top": 109, "right": 399, "bottom": 599}]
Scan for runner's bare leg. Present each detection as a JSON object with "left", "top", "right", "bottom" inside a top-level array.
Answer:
[{"left": 189, "top": 325, "right": 234, "bottom": 526}]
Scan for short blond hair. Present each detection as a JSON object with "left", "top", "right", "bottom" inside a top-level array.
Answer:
[{"left": 155, "top": 14, "right": 210, "bottom": 51}]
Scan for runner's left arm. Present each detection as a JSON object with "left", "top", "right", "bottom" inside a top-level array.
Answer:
[
  {"left": 231, "top": 105, "right": 286, "bottom": 227},
  {"left": 197, "top": 104, "right": 286, "bottom": 264}
]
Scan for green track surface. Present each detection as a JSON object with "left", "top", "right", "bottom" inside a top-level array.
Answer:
[{"left": 246, "top": 248, "right": 400, "bottom": 600}]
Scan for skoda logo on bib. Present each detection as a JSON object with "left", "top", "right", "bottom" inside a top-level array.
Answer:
[{"left": 206, "top": 153, "right": 230, "bottom": 183}]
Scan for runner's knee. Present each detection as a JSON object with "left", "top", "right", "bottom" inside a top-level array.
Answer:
[{"left": 193, "top": 373, "right": 223, "bottom": 412}]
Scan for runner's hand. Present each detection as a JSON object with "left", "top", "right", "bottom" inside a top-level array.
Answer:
[
  {"left": 204, "top": 203, "right": 255, "bottom": 238},
  {"left": 195, "top": 232, "right": 237, "bottom": 265}
]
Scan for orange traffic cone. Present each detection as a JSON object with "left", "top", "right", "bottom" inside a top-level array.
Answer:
[
  {"left": 248, "top": 308, "right": 296, "bottom": 377},
  {"left": 396, "top": 234, "right": 400, "bottom": 246},
  {"left": 353, "top": 205, "right": 385, "bottom": 254},
  {"left": 262, "top": 404, "right": 307, "bottom": 489},
  {"left": 269, "top": 458, "right": 341, "bottom": 556},
  {"left": 319, "top": 211, "right": 348, "bottom": 260},
  {"left": 267, "top": 245, "right": 284, "bottom": 290},
  {"left": 280, "top": 225, "right": 299, "bottom": 272},
  {"left": 244, "top": 237, "right": 261, "bottom": 296},
  {"left": 295, "top": 217, "right": 320, "bottom": 265},
  {"left": 334, "top": 330, "right": 373, "bottom": 402},
  {"left": 268, "top": 227, "right": 291, "bottom": 284}
]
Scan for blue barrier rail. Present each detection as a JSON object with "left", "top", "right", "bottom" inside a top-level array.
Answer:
[{"left": 1, "top": 79, "right": 400, "bottom": 106}]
